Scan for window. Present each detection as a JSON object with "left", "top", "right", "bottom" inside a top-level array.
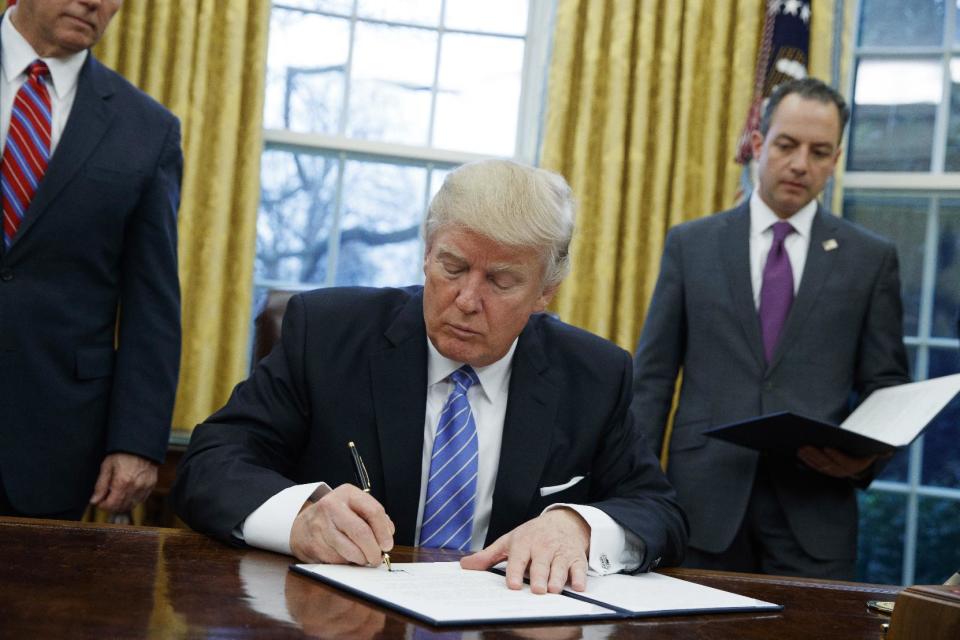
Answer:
[
  {"left": 845, "top": 0, "right": 960, "bottom": 585},
  {"left": 255, "top": 0, "right": 554, "bottom": 297}
]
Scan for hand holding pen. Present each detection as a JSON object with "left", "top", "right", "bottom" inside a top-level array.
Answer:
[
  {"left": 288, "top": 446, "right": 395, "bottom": 567},
  {"left": 349, "top": 441, "right": 392, "bottom": 571}
]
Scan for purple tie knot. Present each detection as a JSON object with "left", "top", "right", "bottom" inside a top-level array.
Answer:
[{"left": 771, "top": 220, "right": 794, "bottom": 244}]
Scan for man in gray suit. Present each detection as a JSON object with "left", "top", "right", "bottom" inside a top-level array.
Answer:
[{"left": 631, "top": 78, "right": 909, "bottom": 579}]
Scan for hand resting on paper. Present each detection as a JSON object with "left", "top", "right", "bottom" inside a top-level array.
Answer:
[
  {"left": 797, "top": 446, "right": 880, "bottom": 479},
  {"left": 290, "top": 484, "right": 395, "bottom": 566},
  {"left": 460, "top": 508, "right": 590, "bottom": 595}
]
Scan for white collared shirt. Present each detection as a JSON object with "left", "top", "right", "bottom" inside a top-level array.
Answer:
[
  {"left": 749, "top": 190, "right": 817, "bottom": 309},
  {"left": 416, "top": 337, "right": 515, "bottom": 550},
  {"left": 1, "top": 6, "right": 87, "bottom": 155},
  {"left": 242, "top": 335, "right": 641, "bottom": 575}
]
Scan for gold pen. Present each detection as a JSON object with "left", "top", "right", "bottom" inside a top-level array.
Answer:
[{"left": 347, "top": 441, "right": 392, "bottom": 571}]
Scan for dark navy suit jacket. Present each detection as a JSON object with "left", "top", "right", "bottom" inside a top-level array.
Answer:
[
  {"left": 0, "top": 40, "right": 182, "bottom": 514},
  {"left": 173, "top": 286, "right": 688, "bottom": 571}
]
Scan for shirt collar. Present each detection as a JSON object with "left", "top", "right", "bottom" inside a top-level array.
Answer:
[
  {"left": 749, "top": 189, "right": 817, "bottom": 238},
  {"left": 2, "top": 6, "right": 88, "bottom": 100},
  {"left": 426, "top": 337, "right": 517, "bottom": 405}
]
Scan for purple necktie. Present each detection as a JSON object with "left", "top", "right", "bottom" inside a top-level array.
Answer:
[{"left": 759, "top": 221, "right": 795, "bottom": 362}]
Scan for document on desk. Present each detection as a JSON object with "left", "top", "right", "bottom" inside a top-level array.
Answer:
[
  {"left": 291, "top": 562, "right": 781, "bottom": 626},
  {"left": 704, "top": 373, "right": 960, "bottom": 457}
]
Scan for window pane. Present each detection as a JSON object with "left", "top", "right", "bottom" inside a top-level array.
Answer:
[
  {"left": 847, "top": 59, "right": 940, "bottom": 172},
  {"left": 921, "top": 374, "right": 960, "bottom": 487},
  {"left": 280, "top": 0, "right": 353, "bottom": 14},
  {"left": 946, "top": 60, "right": 960, "bottom": 170},
  {"left": 433, "top": 33, "right": 524, "bottom": 155},
  {"left": 843, "top": 193, "right": 929, "bottom": 337},
  {"left": 857, "top": 491, "right": 906, "bottom": 585},
  {"left": 934, "top": 202, "right": 960, "bottom": 340},
  {"left": 357, "top": 0, "right": 441, "bottom": 26},
  {"left": 256, "top": 148, "right": 340, "bottom": 285},
  {"left": 445, "top": 0, "right": 529, "bottom": 35},
  {"left": 264, "top": 9, "right": 350, "bottom": 133},
  {"left": 348, "top": 23, "right": 438, "bottom": 145},
  {"left": 335, "top": 160, "right": 427, "bottom": 286},
  {"left": 857, "top": 0, "right": 945, "bottom": 47},
  {"left": 915, "top": 496, "right": 960, "bottom": 584}
]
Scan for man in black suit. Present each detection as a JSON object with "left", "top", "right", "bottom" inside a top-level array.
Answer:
[
  {"left": 0, "top": 0, "right": 181, "bottom": 519},
  {"left": 174, "top": 159, "right": 687, "bottom": 594},
  {"left": 631, "top": 78, "right": 909, "bottom": 579}
]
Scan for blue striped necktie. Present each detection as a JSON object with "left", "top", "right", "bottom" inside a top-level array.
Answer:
[
  {"left": 2, "top": 60, "right": 52, "bottom": 248},
  {"left": 420, "top": 365, "right": 480, "bottom": 550}
]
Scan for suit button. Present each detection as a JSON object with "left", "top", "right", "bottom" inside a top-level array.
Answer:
[
  {"left": 0, "top": 268, "right": 12, "bottom": 282},
  {"left": 764, "top": 381, "right": 774, "bottom": 391}
]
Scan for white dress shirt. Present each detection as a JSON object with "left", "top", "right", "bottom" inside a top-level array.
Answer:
[
  {"left": 1, "top": 7, "right": 87, "bottom": 155},
  {"left": 749, "top": 190, "right": 817, "bottom": 309},
  {"left": 242, "top": 336, "right": 642, "bottom": 575}
]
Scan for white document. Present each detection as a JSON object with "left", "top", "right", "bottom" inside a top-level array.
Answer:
[
  {"left": 566, "top": 571, "right": 778, "bottom": 614},
  {"left": 295, "top": 562, "right": 611, "bottom": 625},
  {"left": 841, "top": 373, "right": 960, "bottom": 446},
  {"left": 293, "top": 562, "right": 781, "bottom": 626}
]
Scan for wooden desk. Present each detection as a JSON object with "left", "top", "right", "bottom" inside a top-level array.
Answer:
[{"left": 0, "top": 518, "right": 900, "bottom": 639}]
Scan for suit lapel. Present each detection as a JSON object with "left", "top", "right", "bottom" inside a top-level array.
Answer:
[
  {"left": 10, "top": 54, "right": 115, "bottom": 250},
  {"left": 370, "top": 291, "right": 429, "bottom": 545},
  {"left": 769, "top": 208, "right": 839, "bottom": 370},
  {"left": 720, "top": 204, "right": 765, "bottom": 369},
  {"left": 485, "top": 318, "right": 558, "bottom": 544}
]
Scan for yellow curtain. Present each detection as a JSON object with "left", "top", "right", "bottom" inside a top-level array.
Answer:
[
  {"left": 95, "top": 0, "right": 271, "bottom": 433},
  {"left": 542, "top": 0, "right": 837, "bottom": 352}
]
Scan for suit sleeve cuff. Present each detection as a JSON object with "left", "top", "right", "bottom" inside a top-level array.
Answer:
[
  {"left": 543, "top": 503, "right": 645, "bottom": 575},
  {"left": 237, "top": 482, "right": 331, "bottom": 555}
]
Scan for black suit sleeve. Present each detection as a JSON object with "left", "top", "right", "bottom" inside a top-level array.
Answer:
[
  {"left": 589, "top": 348, "right": 689, "bottom": 571},
  {"left": 106, "top": 116, "right": 183, "bottom": 463},
  {"left": 173, "top": 294, "right": 314, "bottom": 542}
]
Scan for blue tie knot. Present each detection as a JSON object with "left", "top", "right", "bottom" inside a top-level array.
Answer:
[
  {"left": 451, "top": 365, "right": 479, "bottom": 391},
  {"left": 771, "top": 221, "right": 795, "bottom": 244}
]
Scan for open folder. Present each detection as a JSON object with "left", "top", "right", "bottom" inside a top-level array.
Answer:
[
  {"left": 292, "top": 562, "right": 781, "bottom": 626},
  {"left": 704, "top": 373, "right": 960, "bottom": 457}
]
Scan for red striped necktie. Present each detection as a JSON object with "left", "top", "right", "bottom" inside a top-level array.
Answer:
[{"left": 2, "top": 60, "right": 52, "bottom": 248}]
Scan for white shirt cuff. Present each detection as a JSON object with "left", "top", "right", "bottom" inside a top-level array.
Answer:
[
  {"left": 544, "top": 503, "right": 644, "bottom": 575},
  {"left": 238, "top": 482, "right": 331, "bottom": 555}
]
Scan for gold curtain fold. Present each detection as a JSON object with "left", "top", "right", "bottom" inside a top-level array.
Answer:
[
  {"left": 542, "top": 0, "right": 837, "bottom": 352},
  {"left": 95, "top": 0, "right": 271, "bottom": 433}
]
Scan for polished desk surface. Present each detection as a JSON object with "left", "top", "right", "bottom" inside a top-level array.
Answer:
[{"left": 0, "top": 518, "right": 900, "bottom": 639}]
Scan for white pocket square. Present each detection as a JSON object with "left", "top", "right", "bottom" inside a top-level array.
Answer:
[{"left": 539, "top": 475, "right": 585, "bottom": 497}]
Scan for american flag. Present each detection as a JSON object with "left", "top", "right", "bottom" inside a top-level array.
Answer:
[{"left": 735, "top": 0, "right": 812, "bottom": 164}]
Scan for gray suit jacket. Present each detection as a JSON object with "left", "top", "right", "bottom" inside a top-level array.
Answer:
[{"left": 631, "top": 202, "right": 909, "bottom": 560}]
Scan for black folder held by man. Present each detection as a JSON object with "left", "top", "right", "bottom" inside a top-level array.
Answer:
[{"left": 705, "top": 374, "right": 960, "bottom": 458}]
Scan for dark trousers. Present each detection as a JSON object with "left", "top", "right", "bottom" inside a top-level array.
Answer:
[
  {"left": 682, "top": 463, "right": 855, "bottom": 580},
  {"left": 0, "top": 473, "right": 86, "bottom": 521}
]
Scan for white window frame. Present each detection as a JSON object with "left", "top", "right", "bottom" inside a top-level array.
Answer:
[
  {"left": 257, "top": 1, "right": 556, "bottom": 292},
  {"left": 842, "top": 0, "right": 960, "bottom": 586}
]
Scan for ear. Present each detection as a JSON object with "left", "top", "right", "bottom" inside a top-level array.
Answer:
[
  {"left": 534, "top": 284, "right": 559, "bottom": 313},
  {"left": 750, "top": 130, "right": 764, "bottom": 159},
  {"left": 829, "top": 146, "right": 843, "bottom": 173}
]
